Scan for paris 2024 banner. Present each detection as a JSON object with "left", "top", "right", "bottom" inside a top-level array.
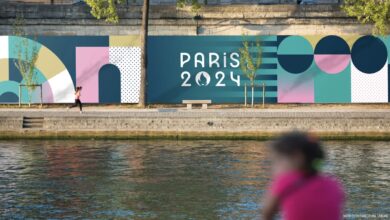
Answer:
[
  {"left": 0, "top": 35, "right": 389, "bottom": 104},
  {"left": 147, "top": 35, "right": 390, "bottom": 104}
]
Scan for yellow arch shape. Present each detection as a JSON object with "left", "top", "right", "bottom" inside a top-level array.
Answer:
[{"left": 35, "top": 46, "right": 67, "bottom": 80}]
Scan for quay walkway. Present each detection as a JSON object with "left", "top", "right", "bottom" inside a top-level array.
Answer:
[{"left": 1, "top": 106, "right": 390, "bottom": 140}]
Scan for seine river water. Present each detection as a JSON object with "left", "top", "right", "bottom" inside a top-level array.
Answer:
[{"left": 1, "top": 140, "right": 389, "bottom": 219}]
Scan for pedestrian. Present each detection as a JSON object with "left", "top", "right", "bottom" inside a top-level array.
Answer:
[
  {"left": 67, "top": 86, "right": 83, "bottom": 114},
  {"left": 262, "top": 131, "right": 345, "bottom": 220}
]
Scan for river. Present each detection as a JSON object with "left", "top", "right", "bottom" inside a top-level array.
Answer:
[{"left": 1, "top": 140, "right": 389, "bottom": 219}]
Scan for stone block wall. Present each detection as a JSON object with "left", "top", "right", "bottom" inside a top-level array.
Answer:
[
  {"left": 0, "top": 3, "right": 371, "bottom": 36},
  {"left": 0, "top": 117, "right": 22, "bottom": 130},
  {"left": 42, "top": 116, "right": 390, "bottom": 133}
]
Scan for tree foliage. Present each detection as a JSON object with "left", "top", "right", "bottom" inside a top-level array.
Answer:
[
  {"left": 13, "top": 16, "right": 40, "bottom": 106},
  {"left": 177, "top": 0, "right": 201, "bottom": 13},
  {"left": 239, "top": 39, "right": 262, "bottom": 87},
  {"left": 85, "top": 0, "right": 126, "bottom": 23},
  {"left": 85, "top": 0, "right": 201, "bottom": 23},
  {"left": 342, "top": 0, "right": 390, "bottom": 35}
]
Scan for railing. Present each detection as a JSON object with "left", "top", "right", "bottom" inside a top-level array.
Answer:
[{"left": 18, "top": 84, "right": 43, "bottom": 108}]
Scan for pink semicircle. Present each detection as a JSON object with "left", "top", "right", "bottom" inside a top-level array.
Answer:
[
  {"left": 42, "top": 82, "right": 54, "bottom": 103},
  {"left": 314, "top": 54, "right": 350, "bottom": 74}
]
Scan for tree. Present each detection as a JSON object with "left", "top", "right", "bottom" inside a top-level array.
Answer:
[
  {"left": 13, "top": 16, "right": 40, "bottom": 107},
  {"left": 86, "top": 0, "right": 200, "bottom": 108},
  {"left": 85, "top": 0, "right": 124, "bottom": 23},
  {"left": 342, "top": 0, "right": 390, "bottom": 35},
  {"left": 239, "top": 38, "right": 262, "bottom": 108}
]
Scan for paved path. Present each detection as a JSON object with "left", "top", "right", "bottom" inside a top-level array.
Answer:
[{"left": 1, "top": 107, "right": 390, "bottom": 118}]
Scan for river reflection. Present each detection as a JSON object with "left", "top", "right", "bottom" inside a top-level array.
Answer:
[{"left": 0, "top": 140, "right": 389, "bottom": 219}]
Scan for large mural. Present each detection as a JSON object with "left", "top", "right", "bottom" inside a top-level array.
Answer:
[
  {"left": 0, "top": 35, "right": 389, "bottom": 104},
  {"left": 0, "top": 35, "right": 141, "bottom": 104}
]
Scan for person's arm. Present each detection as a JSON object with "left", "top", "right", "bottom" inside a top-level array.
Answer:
[{"left": 262, "top": 191, "right": 279, "bottom": 220}]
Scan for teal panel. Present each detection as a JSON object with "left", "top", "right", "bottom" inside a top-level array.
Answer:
[
  {"left": 9, "top": 36, "right": 42, "bottom": 60},
  {"left": 278, "top": 36, "right": 313, "bottom": 55},
  {"left": 314, "top": 64, "right": 351, "bottom": 103},
  {"left": 277, "top": 61, "right": 315, "bottom": 103},
  {"left": 147, "top": 36, "right": 278, "bottom": 103},
  {"left": 0, "top": 81, "right": 19, "bottom": 97},
  {"left": 380, "top": 36, "right": 390, "bottom": 62},
  {"left": 19, "top": 67, "right": 48, "bottom": 103},
  {"left": 1, "top": 66, "right": 48, "bottom": 103}
]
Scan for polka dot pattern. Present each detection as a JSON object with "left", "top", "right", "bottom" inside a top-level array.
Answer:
[
  {"left": 109, "top": 47, "right": 141, "bottom": 103},
  {"left": 351, "top": 61, "right": 388, "bottom": 103}
]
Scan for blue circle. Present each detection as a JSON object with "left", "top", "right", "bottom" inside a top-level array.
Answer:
[
  {"left": 351, "top": 36, "right": 387, "bottom": 74},
  {"left": 315, "top": 35, "right": 350, "bottom": 54},
  {"left": 278, "top": 55, "right": 313, "bottom": 74}
]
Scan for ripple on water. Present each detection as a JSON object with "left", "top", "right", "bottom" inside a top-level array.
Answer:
[{"left": 0, "top": 140, "right": 389, "bottom": 219}]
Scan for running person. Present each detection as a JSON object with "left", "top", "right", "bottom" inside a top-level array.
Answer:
[{"left": 68, "top": 86, "right": 83, "bottom": 113}]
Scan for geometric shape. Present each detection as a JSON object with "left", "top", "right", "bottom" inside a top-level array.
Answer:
[
  {"left": 43, "top": 69, "right": 75, "bottom": 103},
  {"left": 351, "top": 35, "right": 388, "bottom": 74},
  {"left": 99, "top": 64, "right": 121, "bottom": 103},
  {"left": 305, "top": 35, "right": 324, "bottom": 49},
  {"left": 8, "top": 36, "right": 42, "bottom": 64},
  {"left": 8, "top": 58, "right": 23, "bottom": 82},
  {"left": 0, "top": 80, "right": 19, "bottom": 103},
  {"left": 42, "top": 81, "right": 54, "bottom": 103},
  {"left": 6, "top": 35, "right": 75, "bottom": 103},
  {"left": 314, "top": 35, "right": 350, "bottom": 55},
  {"left": 0, "top": 92, "right": 18, "bottom": 103},
  {"left": 341, "top": 35, "right": 361, "bottom": 50},
  {"left": 278, "top": 36, "right": 314, "bottom": 74},
  {"left": 76, "top": 47, "right": 109, "bottom": 103},
  {"left": 278, "top": 36, "right": 313, "bottom": 55},
  {"left": 381, "top": 36, "right": 390, "bottom": 63},
  {"left": 35, "top": 46, "right": 67, "bottom": 80},
  {"left": 314, "top": 55, "right": 350, "bottom": 74},
  {"left": 277, "top": 61, "right": 315, "bottom": 103},
  {"left": 0, "top": 36, "right": 8, "bottom": 81},
  {"left": 36, "top": 35, "right": 109, "bottom": 86},
  {"left": 109, "top": 35, "right": 141, "bottom": 47},
  {"left": 109, "top": 47, "right": 141, "bottom": 103},
  {"left": 0, "top": 59, "right": 9, "bottom": 81},
  {"left": 314, "top": 64, "right": 351, "bottom": 103},
  {"left": 0, "top": 36, "right": 8, "bottom": 59},
  {"left": 0, "top": 36, "right": 9, "bottom": 60},
  {"left": 20, "top": 67, "right": 50, "bottom": 104},
  {"left": 278, "top": 55, "right": 314, "bottom": 74},
  {"left": 351, "top": 61, "right": 388, "bottom": 103}
]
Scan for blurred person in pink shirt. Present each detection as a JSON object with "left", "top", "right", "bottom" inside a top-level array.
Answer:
[{"left": 262, "top": 132, "right": 345, "bottom": 220}]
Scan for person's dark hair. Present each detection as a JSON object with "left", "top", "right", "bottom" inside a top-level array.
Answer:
[
  {"left": 271, "top": 131, "right": 325, "bottom": 175},
  {"left": 76, "top": 86, "right": 82, "bottom": 91}
]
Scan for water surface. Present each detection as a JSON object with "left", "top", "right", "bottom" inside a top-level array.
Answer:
[{"left": 0, "top": 140, "right": 389, "bottom": 219}]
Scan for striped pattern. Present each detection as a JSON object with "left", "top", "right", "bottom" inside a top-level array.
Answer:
[{"left": 250, "top": 36, "right": 278, "bottom": 103}]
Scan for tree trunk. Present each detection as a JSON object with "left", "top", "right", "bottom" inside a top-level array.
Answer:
[
  {"left": 251, "top": 86, "right": 254, "bottom": 108},
  {"left": 138, "top": 0, "right": 149, "bottom": 108}
]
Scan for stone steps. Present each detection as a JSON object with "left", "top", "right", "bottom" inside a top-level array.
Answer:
[{"left": 22, "top": 117, "right": 44, "bottom": 129}]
